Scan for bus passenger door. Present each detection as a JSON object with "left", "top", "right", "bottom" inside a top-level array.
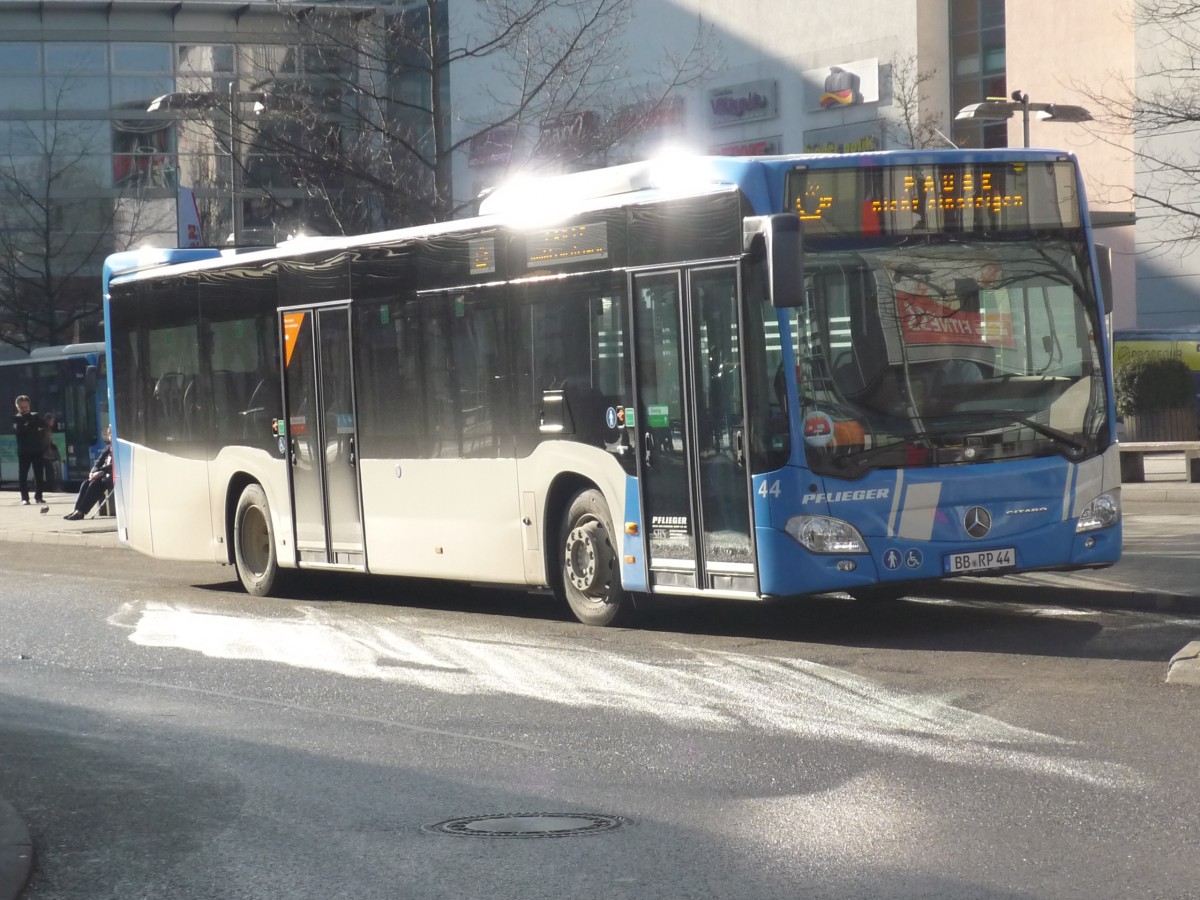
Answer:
[
  {"left": 631, "top": 267, "right": 756, "bottom": 596},
  {"left": 281, "top": 304, "right": 365, "bottom": 569}
]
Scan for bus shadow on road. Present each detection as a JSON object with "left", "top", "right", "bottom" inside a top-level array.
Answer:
[
  {"left": 922, "top": 577, "right": 1200, "bottom": 617},
  {"left": 191, "top": 570, "right": 572, "bottom": 623},
  {"left": 633, "top": 587, "right": 1200, "bottom": 662}
]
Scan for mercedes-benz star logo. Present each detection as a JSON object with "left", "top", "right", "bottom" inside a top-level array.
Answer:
[{"left": 964, "top": 506, "right": 992, "bottom": 539}]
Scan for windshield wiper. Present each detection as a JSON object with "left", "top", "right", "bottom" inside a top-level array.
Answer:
[
  {"left": 831, "top": 429, "right": 958, "bottom": 470},
  {"left": 927, "top": 410, "right": 1090, "bottom": 459}
]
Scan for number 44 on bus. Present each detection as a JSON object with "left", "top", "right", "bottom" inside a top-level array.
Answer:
[{"left": 103, "top": 149, "right": 1121, "bottom": 626}]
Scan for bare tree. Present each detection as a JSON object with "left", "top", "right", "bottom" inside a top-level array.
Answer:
[
  {"left": 885, "top": 53, "right": 946, "bottom": 150},
  {"left": 1086, "top": 1, "right": 1200, "bottom": 248},
  {"left": 224, "top": 0, "right": 720, "bottom": 234},
  {"left": 0, "top": 77, "right": 177, "bottom": 350}
]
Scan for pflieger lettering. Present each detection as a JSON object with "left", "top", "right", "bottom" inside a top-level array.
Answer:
[{"left": 800, "top": 488, "right": 890, "bottom": 504}]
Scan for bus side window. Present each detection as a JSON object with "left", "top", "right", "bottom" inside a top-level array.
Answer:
[{"left": 521, "top": 273, "right": 629, "bottom": 454}]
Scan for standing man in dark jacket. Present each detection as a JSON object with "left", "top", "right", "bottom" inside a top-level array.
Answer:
[{"left": 12, "top": 394, "right": 45, "bottom": 505}]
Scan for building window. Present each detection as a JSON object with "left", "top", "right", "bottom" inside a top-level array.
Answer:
[
  {"left": 0, "top": 42, "right": 39, "bottom": 73},
  {"left": 111, "top": 41, "right": 173, "bottom": 108},
  {"left": 949, "top": 0, "right": 1006, "bottom": 149},
  {"left": 44, "top": 42, "right": 109, "bottom": 110}
]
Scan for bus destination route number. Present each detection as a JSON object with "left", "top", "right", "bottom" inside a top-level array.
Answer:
[{"left": 525, "top": 222, "right": 609, "bottom": 267}]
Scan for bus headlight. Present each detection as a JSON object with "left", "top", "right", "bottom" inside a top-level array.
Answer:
[
  {"left": 1076, "top": 491, "right": 1120, "bottom": 533},
  {"left": 785, "top": 515, "right": 868, "bottom": 554}
]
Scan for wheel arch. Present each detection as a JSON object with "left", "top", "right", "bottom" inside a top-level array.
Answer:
[
  {"left": 224, "top": 472, "right": 264, "bottom": 566},
  {"left": 542, "top": 472, "right": 601, "bottom": 591}
]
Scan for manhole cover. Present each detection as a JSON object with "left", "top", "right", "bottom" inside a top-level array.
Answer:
[{"left": 422, "top": 813, "right": 627, "bottom": 839}]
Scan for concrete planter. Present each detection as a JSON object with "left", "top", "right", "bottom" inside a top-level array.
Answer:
[{"left": 1124, "top": 406, "right": 1197, "bottom": 442}]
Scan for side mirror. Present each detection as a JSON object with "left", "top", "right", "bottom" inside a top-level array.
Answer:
[
  {"left": 1095, "top": 243, "right": 1113, "bottom": 315},
  {"left": 85, "top": 364, "right": 98, "bottom": 392},
  {"left": 744, "top": 214, "right": 804, "bottom": 307}
]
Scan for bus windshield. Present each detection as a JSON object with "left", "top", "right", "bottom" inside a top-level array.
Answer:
[{"left": 794, "top": 235, "right": 1109, "bottom": 474}]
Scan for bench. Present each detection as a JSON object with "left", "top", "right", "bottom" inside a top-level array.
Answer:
[{"left": 1118, "top": 441, "right": 1200, "bottom": 483}]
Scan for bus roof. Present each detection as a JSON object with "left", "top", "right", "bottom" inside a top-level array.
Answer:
[
  {"left": 104, "top": 148, "right": 1081, "bottom": 286},
  {"left": 478, "top": 148, "right": 1077, "bottom": 218},
  {"left": 106, "top": 179, "right": 742, "bottom": 286},
  {"left": 103, "top": 247, "right": 224, "bottom": 287}
]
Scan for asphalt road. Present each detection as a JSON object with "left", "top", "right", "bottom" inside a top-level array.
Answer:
[{"left": 0, "top": 520, "right": 1197, "bottom": 900}]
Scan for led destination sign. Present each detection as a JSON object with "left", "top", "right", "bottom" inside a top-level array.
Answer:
[
  {"left": 525, "top": 222, "right": 609, "bottom": 267},
  {"left": 786, "top": 161, "right": 1081, "bottom": 237}
]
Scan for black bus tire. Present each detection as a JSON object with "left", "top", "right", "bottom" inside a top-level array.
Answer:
[
  {"left": 557, "top": 488, "right": 633, "bottom": 627},
  {"left": 234, "top": 483, "right": 281, "bottom": 597}
]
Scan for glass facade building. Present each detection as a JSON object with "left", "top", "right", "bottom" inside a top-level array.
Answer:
[
  {"left": 949, "top": 0, "right": 1007, "bottom": 148},
  {"left": 0, "top": 0, "right": 361, "bottom": 345}
]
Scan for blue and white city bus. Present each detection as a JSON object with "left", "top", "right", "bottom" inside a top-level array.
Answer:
[{"left": 103, "top": 149, "right": 1120, "bottom": 625}]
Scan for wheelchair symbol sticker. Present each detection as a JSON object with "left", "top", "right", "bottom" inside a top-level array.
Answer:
[{"left": 905, "top": 548, "right": 923, "bottom": 569}]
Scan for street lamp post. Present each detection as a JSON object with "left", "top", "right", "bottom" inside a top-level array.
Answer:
[{"left": 955, "top": 90, "right": 1094, "bottom": 147}]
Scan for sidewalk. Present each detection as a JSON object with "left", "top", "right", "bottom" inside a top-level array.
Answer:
[
  {"left": 0, "top": 477, "right": 1197, "bottom": 899},
  {"left": 0, "top": 490, "right": 118, "bottom": 549}
]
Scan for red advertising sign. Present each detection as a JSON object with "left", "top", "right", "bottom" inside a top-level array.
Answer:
[
  {"left": 896, "top": 292, "right": 1014, "bottom": 348},
  {"left": 711, "top": 137, "right": 780, "bottom": 157}
]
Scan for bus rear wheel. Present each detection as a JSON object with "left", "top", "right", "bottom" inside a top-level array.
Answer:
[
  {"left": 557, "top": 488, "right": 632, "bottom": 627},
  {"left": 234, "top": 483, "right": 281, "bottom": 597}
]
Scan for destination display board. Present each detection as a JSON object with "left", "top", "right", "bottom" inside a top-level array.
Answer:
[
  {"left": 525, "top": 222, "right": 609, "bottom": 267},
  {"left": 785, "top": 161, "right": 1081, "bottom": 237}
]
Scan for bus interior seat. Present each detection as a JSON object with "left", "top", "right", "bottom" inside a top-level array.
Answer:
[{"left": 153, "top": 372, "right": 188, "bottom": 439}]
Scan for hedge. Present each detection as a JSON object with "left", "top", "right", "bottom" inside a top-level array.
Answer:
[{"left": 1114, "top": 356, "right": 1194, "bottom": 417}]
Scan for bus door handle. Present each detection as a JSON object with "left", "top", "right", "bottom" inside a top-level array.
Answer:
[
  {"left": 643, "top": 431, "right": 654, "bottom": 468},
  {"left": 734, "top": 428, "right": 745, "bottom": 467}
]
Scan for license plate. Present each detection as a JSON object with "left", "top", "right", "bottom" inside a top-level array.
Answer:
[{"left": 944, "top": 547, "right": 1016, "bottom": 574}]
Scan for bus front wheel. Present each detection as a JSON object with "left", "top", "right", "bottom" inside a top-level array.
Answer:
[
  {"left": 557, "top": 489, "right": 632, "bottom": 627},
  {"left": 234, "top": 483, "right": 281, "bottom": 597}
]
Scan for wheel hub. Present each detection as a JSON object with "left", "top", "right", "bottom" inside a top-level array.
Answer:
[{"left": 565, "top": 520, "right": 612, "bottom": 597}]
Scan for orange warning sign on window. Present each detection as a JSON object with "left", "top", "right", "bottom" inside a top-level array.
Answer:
[{"left": 282, "top": 312, "right": 306, "bottom": 367}]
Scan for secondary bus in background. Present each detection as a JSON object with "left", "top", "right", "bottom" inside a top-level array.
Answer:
[
  {"left": 1111, "top": 327, "right": 1200, "bottom": 423},
  {"left": 103, "top": 149, "right": 1120, "bottom": 625},
  {"left": 0, "top": 342, "right": 108, "bottom": 488}
]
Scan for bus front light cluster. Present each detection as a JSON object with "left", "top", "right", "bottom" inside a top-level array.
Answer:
[
  {"left": 1076, "top": 492, "right": 1120, "bottom": 533},
  {"left": 785, "top": 515, "right": 868, "bottom": 554}
]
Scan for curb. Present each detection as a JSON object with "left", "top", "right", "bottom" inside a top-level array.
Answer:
[
  {"left": 0, "top": 796, "right": 33, "bottom": 900},
  {"left": 1167, "top": 642, "right": 1200, "bottom": 686},
  {"left": 0, "top": 528, "right": 119, "bottom": 548}
]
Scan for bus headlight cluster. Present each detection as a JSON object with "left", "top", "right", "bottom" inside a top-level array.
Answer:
[
  {"left": 1076, "top": 491, "right": 1120, "bottom": 533},
  {"left": 785, "top": 515, "right": 868, "bottom": 554}
]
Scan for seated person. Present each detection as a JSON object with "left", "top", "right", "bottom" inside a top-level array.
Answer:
[{"left": 64, "top": 426, "right": 113, "bottom": 521}]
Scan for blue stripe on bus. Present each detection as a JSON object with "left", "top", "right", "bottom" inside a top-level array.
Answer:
[{"left": 620, "top": 475, "right": 647, "bottom": 592}]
